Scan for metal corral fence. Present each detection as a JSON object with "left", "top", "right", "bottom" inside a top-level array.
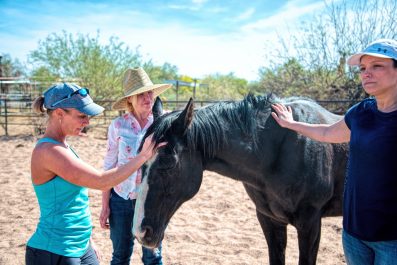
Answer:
[{"left": 0, "top": 96, "right": 357, "bottom": 136}]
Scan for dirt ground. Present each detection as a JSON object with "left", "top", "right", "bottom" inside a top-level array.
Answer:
[{"left": 0, "top": 126, "right": 345, "bottom": 264}]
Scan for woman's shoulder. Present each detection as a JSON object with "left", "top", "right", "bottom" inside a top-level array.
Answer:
[
  {"left": 110, "top": 113, "right": 133, "bottom": 125},
  {"left": 31, "top": 140, "right": 73, "bottom": 185},
  {"left": 350, "top": 98, "right": 375, "bottom": 111},
  {"left": 33, "top": 140, "right": 67, "bottom": 160},
  {"left": 345, "top": 98, "right": 375, "bottom": 122},
  {"left": 355, "top": 97, "right": 374, "bottom": 104},
  {"left": 34, "top": 138, "right": 58, "bottom": 151}
]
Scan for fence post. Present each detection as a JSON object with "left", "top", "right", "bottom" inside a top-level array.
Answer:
[
  {"left": 4, "top": 98, "right": 8, "bottom": 136},
  {"left": 193, "top": 79, "right": 197, "bottom": 99},
  {"left": 175, "top": 81, "right": 179, "bottom": 110}
]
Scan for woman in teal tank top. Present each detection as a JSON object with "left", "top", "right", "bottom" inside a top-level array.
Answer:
[{"left": 27, "top": 83, "right": 165, "bottom": 265}]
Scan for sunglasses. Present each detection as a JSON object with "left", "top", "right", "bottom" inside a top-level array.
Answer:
[{"left": 51, "top": 88, "right": 90, "bottom": 107}]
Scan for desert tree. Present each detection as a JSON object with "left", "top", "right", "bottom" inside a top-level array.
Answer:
[{"left": 258, "top": 0, "right": 397, "bottom": 102}]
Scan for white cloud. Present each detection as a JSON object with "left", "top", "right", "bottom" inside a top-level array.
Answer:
[
  {"left": 242, "top": 1, "right": 324, "bottom": 32},
  {"left": 192, "top": 0, "right": 208, "bottom": 5},
  {"left": 100, "top": 24, "right": 263, "bottom": 80},
  {"left": 168, "top": 4, "right": 198, "bottom": 11},
  {"left": 0, "top": 0, "right": 331, "bottom": 81},
  {"left": 235, "top": 8, "right": 255, "bottom": 22},
  {"left": 169, "top": 0, "right": 208, "bottom": 11}
]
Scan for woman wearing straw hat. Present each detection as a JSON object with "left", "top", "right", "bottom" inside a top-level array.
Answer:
[{"left": 100, "top": 67, "right": 171, "bottom": 265}]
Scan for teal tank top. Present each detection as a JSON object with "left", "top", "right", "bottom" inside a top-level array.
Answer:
[{"left": 27, "top": 138, "right": 92, "bottom": 257}]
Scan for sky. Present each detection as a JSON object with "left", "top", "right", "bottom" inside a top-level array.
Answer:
[{"left": 0, "top": 0, "right": 330, "bottom": 81}]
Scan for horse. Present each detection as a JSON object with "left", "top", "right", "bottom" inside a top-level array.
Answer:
[{"left": 132, "top": 94, "right": 348, "bottom": 265}]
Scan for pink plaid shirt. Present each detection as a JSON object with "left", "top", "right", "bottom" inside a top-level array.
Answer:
[{"left": 103, "top": 112, "right": 153, "bottom": 200}]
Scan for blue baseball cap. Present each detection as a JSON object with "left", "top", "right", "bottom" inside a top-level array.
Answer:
[
  {"left": 44, "top": 83, "right": 104, "bottom": 116},
  {"left": 347, "top": 39, "right": 397, "bottom": 66}
]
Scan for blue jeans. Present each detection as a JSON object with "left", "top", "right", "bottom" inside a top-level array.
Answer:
[
  {"left": 109, "top": 189, "right": 163, "bottom": 265},
  {"left": 343, "top": 230, "right": 397, "bottom": 265},
  {"left": 25, "top": 244, "right": 98, "bottom": 265}
]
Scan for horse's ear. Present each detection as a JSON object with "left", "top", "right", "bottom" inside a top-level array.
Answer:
[
  {"left": 267, "top": 93, "right": 277, "bottom": 101},
  {"left": 152, "top": 97, "right": 163, "bottom": 121},
  {"left": 172, "top": 97, "right": 194, "bottom": 136}
]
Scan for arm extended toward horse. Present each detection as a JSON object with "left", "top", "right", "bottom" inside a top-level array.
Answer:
[{"left": 271, "top": 103, "right": 351, "bottom": 143}]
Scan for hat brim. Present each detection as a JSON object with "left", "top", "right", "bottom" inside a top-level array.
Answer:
[
  {"left": 78, "top": 102, "right": 105, "bottom": 116},
  {"left": 112, "top": 84, "right": 172, "bottom": 110},
  {"left": 347, "top": 52, "right": 394, "bottom": 66}
]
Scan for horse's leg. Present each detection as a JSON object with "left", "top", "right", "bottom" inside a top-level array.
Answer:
[
  {"left": 296, "top": 213, "right": 322, "bottom": 265},
  {"left": 256, "top": 210, "right": 287, "bottom": 265}
]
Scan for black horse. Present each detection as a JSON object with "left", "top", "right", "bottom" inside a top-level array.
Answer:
[{"left": 133, "top": 94, "right": 348, "bottom": 265}]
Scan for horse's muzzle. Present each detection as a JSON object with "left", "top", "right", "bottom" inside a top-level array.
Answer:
[{"left": 135, "top": 225, "right": 161, "bottom": 249}]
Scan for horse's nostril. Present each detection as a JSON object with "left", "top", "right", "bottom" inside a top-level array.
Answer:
[{"left": 142, "top": 225, "right": 154, "bottom": 241}]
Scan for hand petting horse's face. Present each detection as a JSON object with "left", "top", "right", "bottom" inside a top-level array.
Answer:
[{"left": 133, "top": 98, "right": 203, "bottom": 248}]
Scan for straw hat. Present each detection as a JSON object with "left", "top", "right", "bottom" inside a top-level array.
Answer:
[{"left": 112, "top": 67, "right": 172, "bottom": 110}]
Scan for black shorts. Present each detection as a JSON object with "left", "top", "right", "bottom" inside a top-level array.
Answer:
[{"left": 25, "top": 244, "right": 99, "bottom": 265}]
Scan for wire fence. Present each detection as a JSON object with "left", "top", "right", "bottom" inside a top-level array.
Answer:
[{"left": 0, "top": 97, "right": 357, "bottom": 137}]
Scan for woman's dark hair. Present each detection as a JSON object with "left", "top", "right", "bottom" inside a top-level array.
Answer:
[
  {"left": 393, "top": 59, "right": 397, "bottom": 68},
  {"left": 32, "top": 96, "right": 53, "bottom": 114}
]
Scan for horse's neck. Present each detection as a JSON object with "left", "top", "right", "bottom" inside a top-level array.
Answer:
[
  {"left": 203, "top": 136, "right": 266, "bottom": 184},
  {"left": 196, "top": 103, "right": 279, "bottom": 185}
]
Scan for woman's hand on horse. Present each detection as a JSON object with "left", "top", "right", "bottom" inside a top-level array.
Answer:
[
  {"left": 271, "top": 103, "right": 295, "bottom": 128},
  {"left": 141, "top": 134, "right": 167, "bottom": 160}
]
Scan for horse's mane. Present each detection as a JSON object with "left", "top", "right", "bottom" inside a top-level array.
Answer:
[
  {"left": 149, "top": 94, "right": 332, "bottom": 157},
  {"left": 150, "top": 93, "right": 281, "bottom": 157}
]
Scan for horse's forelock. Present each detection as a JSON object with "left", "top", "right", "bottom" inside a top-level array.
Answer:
[{"left": 151, "top": 112, "right": 178, "bottom": 145}]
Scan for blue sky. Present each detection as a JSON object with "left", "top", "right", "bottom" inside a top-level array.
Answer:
[{"left": 0, "top": 0, "right": 329, "bottom": 81}]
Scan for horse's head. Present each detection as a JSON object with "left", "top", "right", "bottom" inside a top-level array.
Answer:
[{"left": 133, "top": 98, "right": 204, "bottom": 248}]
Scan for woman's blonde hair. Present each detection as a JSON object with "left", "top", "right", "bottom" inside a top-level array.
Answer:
[{"left": 126, "top": 95, "right": 137, "bottom": 113}]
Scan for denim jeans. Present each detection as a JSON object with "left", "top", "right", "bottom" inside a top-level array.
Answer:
[
  {"left": 109, "top": 189, "right": 163, "bottom": 265},
  {"left": 25, "top": 244, "right": 98, "bottom": 265},
  {"left": 343, "top": 230, "right": 397, "bottom": 265}
]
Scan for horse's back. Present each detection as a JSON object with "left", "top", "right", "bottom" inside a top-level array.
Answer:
[{"left": 283, "top": 97, "right": 342, "bottom": 125}]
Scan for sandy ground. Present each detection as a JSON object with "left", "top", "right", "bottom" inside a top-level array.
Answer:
[{"left": 0, "top": 127, "right": 345, "bottom": 265}]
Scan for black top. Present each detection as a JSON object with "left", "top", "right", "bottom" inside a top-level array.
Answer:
[{"left": 344, "top": 98, "right": 397, "bottom": 241}]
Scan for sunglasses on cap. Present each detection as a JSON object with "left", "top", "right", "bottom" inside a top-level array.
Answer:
[{"left": 51, "top": 88, "right": 90, "bottom": 107}]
